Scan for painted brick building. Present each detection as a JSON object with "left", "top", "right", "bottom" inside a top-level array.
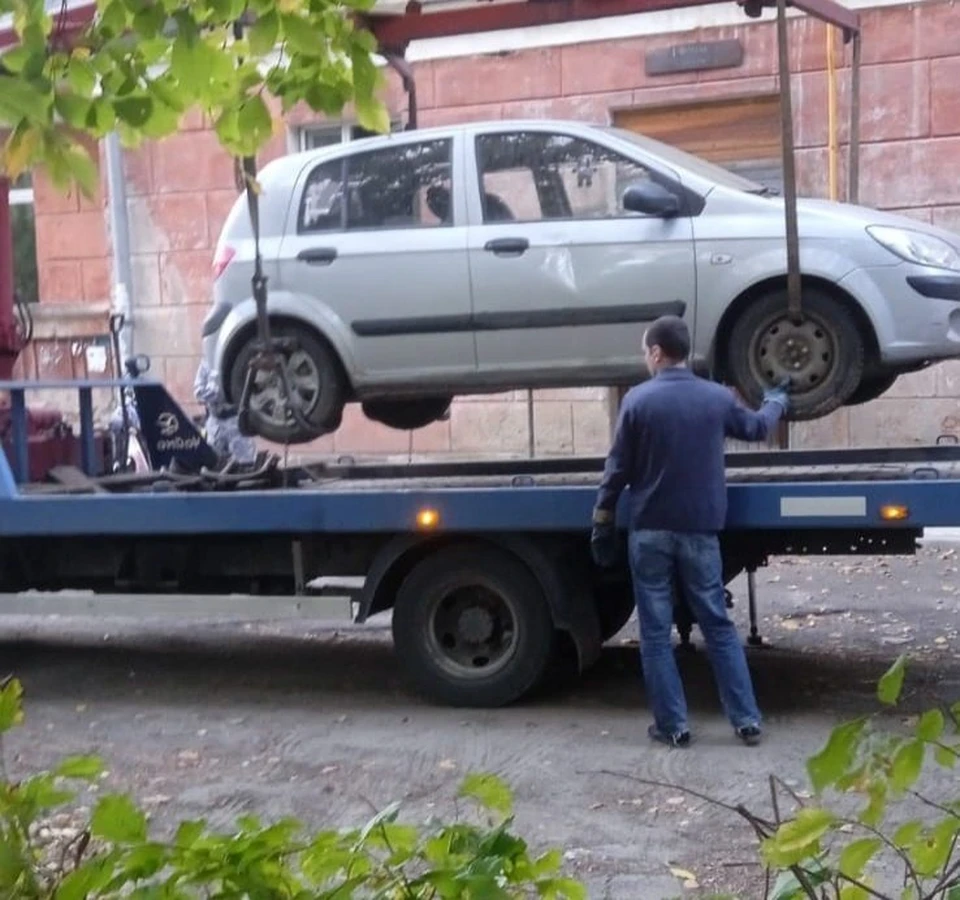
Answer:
[{"left": 17, "top": 0, "right": 960, "bottom": 458}]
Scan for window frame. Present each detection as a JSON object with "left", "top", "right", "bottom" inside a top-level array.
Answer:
[
  {"left": 473, "top": 129, "right": 676, "bottom": 226},
  {"left": 296, "top": 136, "right": 456, "bottom": 236}
]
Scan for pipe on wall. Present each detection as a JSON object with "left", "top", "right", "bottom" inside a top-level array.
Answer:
[{"left": 104, "top": 132, "right": 134, "bottom": 361}]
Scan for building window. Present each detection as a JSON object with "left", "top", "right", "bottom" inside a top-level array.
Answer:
[
  {"left": 10, "top": 173, "right": 38, "bottom": 305},
  {"left": 296, "top": 121, "right": 403, "bottom": 152}
]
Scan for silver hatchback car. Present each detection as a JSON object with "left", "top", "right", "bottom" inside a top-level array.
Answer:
[{"left": 203, "top": 118, "right": 960, "bottom": 444}]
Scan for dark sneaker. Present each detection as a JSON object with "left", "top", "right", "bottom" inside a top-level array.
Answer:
[
  {"left": 648, "top": 723, "right": 691, "bottom": 748},
  {"left": 736, "top": 725, "right": 762, "bottom": 746}
]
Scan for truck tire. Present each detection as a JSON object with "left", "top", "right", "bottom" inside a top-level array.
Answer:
[
  {"left": 228, "top": 322, "right": 347, "bottom": 444},
  {"left": 392, "top": 545, "right": 555, "bottom": 707},
  {"left": 726, "top": 287, "right": 865, "bottom": 421}
]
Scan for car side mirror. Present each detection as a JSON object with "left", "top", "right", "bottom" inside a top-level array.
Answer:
[{"left": 622, "top": 182, "right": 681, "bottom": 218}]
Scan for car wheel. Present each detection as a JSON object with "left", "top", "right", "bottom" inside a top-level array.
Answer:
[
  {"left": 228, "top": 323, "right": 347, "bottom": 444},
  {"left": 726, "top": 287, "right": 865, "bottom": 421},
  {"left": 392, "top": 545, "right": 555, "bottom": 707},
  {"left": 843, "top": 372, "right": 899, "bottom": 406},
  {"left": 361, "top": 398, "right": 452, "bottom": 431}
]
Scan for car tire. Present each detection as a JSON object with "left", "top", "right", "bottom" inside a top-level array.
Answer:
[
  {"left": 361, "top": 398, "right": 452, "bottom": 431},
  {"left": 228, "top": 323, "right": 347, "bottom": 444},
  {"left": 843, "top": 372, "right": 899, "bottom": 406},
  {"left": 726, "top": 287, "right": 865, "bottom": 421},
  {"left": 392, "top": 545, "right": 555, "bottom": 707}
]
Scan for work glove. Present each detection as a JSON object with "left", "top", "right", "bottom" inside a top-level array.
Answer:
[
  {"left": 763, "top": 377, "right": 792, "bottom": 414},
  {"left": 590, "top": 509, "right": 620, "bottom": 568}
]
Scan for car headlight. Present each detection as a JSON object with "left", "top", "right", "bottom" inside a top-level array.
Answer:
[{"left": 867, "top": 225, "right": 960, "bottom": 271}]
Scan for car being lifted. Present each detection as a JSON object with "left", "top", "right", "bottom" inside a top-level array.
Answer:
[{"left": 203, "top": 118, "right": 960, "bottom": 444}]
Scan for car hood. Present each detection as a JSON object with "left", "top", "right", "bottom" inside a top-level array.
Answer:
[{"left": 789, "top": 197, "right": 960, "bottom": 247}]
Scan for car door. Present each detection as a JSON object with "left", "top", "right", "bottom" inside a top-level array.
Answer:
[
  {"left": 465, "top": 126, "right": 697, "bottom": 383},
  {"left": 278, "top": 132, "right": 476, "bottom": 387}
]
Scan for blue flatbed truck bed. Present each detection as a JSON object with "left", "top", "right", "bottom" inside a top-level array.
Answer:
[{"left": 2, "top": 377, "right": 959, "bottom": 708}]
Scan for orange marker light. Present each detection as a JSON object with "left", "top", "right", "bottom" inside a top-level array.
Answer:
[
  {"left": 880, "top": 505, "right": 909, "bottom": 521},
  {"left": 417, "top": 508, "right": 440, "bottom": 529}
]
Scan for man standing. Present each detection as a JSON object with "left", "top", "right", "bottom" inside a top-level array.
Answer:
[{"left": 591, "top": 315, "right": 789, "bottom": 748}]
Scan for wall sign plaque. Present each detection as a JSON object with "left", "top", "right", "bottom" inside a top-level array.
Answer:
[{"left": 645, "top": 39, "right": 744, "bottom": 75}]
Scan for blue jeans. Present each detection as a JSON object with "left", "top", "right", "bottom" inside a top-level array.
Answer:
[{"left": 628, "top": 529, "right": 761, "bottom": 735}]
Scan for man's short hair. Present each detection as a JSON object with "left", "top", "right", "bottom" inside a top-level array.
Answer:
[{"left": 644, "top": 315, "right": 691, "bottom": 362}]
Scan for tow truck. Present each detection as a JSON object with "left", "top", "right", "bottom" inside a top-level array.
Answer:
[{"left": 0, "top": 0, "right": 957, "bottom": 709}]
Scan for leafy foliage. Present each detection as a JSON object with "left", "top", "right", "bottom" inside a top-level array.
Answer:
[
  {"left": 0, "top": 677, "right": 585, "bottom": 898},
  {"left": 0, "top": 0, "right": 389, "bottom": 196},
  {"left": 758, "top": 655, "right": 960, "bottom": 899}
]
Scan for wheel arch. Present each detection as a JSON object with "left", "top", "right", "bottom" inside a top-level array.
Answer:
[
  {"left": 359, "top": 533, "right": 603, "bottom": 673},
  {"left": 709, "top": 274, "right": 881, "bottom": 381},
  {"left": 221, "top": 314, "right": 355, "bottom": 404}
]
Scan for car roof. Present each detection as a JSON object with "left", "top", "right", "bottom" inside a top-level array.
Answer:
[{"left": 264, "top": 118, "right": 611, "bottom": 175}]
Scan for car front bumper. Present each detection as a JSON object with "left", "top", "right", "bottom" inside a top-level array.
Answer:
[{"left": 839, "top": 264, "right": 960, "bottom": 366}]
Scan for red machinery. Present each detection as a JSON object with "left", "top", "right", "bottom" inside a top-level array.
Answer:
[{"left": 0, "top": 177, "right": 99, "bottom": 481}]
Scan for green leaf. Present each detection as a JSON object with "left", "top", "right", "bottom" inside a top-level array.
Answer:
[
  {"left": 537, "top": 877, "right": 587, "bottom": 899},
  {"left": 908, "top": 818, "right": 960, "bottom": 876},
  {"left": 66, "top": 56, "right": 98, "bottom": 96},
  {"left": 249, "top": 9, "right": 279, "bottom": 56},
  {"left": 878, "top": 654, "right": 906, "bottom": 705},
  {"left": 935, "top": 743, "right": 958, "bottom": 768},
  {"left": 859, "top": 779, "right": 887, "bottom": 828},
  {"left": 0, "top": 78, "right": 50, "bottom": 125},
  {"left": 56, "top": 755, "right": 104, "bottom": 780},
  {"left": 459, "top": 773, "right": 514, "bottom": 816},
  {"left": 91, "top": 794, "right": 148, "bottom": 843},
  {"left": 235, "top": 94, "right": 274, "bottom": 154},
  {"left": 132, "top": 3, "right": 166, "bottom": 37},
  {"left": 279, "top": 13, "right": 328, "bottom": 55},
  {"left": 770, "top": 870, "right": 805, "bottom": 900},
  {"left": 890, "top": 739, "right": 925, "bottom": 792},
  {"left": 0, "top": 840, "right": 25, "bottom": 889},
  {"left": 893, "top": 820, "right": 923, "bottom": 846},
  {"left": 56, "top": 854, "right": 119, "bottom": 900},
  {"left": 916, "top": 709, "right": 945, "bottom": 742},
  {"left": 172, "top": 35, "right": 215, "bottom": 97},
  {"left": 838, "top": 837, "right": 881, "bottom": 879},
  {"left": 113, "top": 94, "right": 154, "bottom": 127},
  {"left": 354, "top": 93, "right": 389, "bottom": 136},
  {"left": 762, "top": 808, "right": 837, "bottom": 868},
  {"left": 839, "top": 886, "right": 869, "bottom": 900},
  {"left": 55, "top": 91, "right": 93, "bottom": 128},
  {"left": 807, "top": 718, "right": 867, "bottom": 793},
  {"left": 0, "top": 46, "right": 32, "bottom": 73},
  {"left": 777, "top": 807, "right": 837, "bottom": 853},
  {"left": 174, "top": 819, "right": 205, "bottom": 847},
  {"left": 62, "top": 143, "right": 100, "bottom": 199}
]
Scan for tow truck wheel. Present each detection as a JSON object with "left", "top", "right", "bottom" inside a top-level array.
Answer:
[
  {"left": 726, "top": 287, "right": 865, "bottom": 421},
  {"left": 392, "top": 545, "right": 555, "bottom": 707}
]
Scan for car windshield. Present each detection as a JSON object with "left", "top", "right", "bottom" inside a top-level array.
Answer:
[{"left": 598, "top": 126, "right": 773, "bottom": 194}]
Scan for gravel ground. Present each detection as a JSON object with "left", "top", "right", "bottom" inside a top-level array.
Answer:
[{"left": 3, "top": 541, "right": 960, "bottom": 899}]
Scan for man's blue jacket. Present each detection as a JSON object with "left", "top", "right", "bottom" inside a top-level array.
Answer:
[{"left": 594, "top": 367, "right": 785, "bottom": 533}]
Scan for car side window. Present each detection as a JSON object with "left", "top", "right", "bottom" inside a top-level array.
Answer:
[
  {"left": 475, "top": 131, "right": 654, "bottom": 223},
  {"left": 345, "top": 139, "right": 454, "bottom": 231},
  {"left": 299, "top": 158, "right": 347, "bottom": 233}
]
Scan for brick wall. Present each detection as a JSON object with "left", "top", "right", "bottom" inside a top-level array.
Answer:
[{"left": 27, "top": 0, "right": 960, "bottom": 458}]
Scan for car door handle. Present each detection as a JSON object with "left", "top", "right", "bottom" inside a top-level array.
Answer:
[
  {"left": 484, "top": 237, "right": 529, "bottom": 256},
  {"left": 298, "top": 247, "right": 338, "bottom": 265}
]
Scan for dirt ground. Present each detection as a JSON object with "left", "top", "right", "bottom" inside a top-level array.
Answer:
[{"left": 3, "top": 540, "right": 960, "bottom": 899}]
